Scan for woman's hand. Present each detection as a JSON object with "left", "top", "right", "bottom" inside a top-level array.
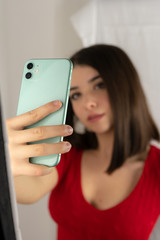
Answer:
[{"left": 6, "top": 100, "right": 73, "bottom": 177}]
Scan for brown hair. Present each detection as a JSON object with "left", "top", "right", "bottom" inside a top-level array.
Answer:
[{"left": 65, "top": 44, "right": 159, "bottom": 173}]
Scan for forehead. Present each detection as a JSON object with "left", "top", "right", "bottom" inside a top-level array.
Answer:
[{"left": 71, "top": 65, "right": 99, "bottom": 86}]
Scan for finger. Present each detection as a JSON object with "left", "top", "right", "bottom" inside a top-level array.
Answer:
[
  {"left": 8, "top": 100, "right": 62, "bottom": 130},
  {"left": 12, "top": 125, "right": 73, "bottom": 144},
  {"left": 15, "top": 141, "right": 72, "bottom": 159},
  {"left": 15, "top": 162, "right": 54, "bottom": 177}
]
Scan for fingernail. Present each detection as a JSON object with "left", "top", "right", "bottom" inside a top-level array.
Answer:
[
  {"left": 66, "top": 126, "right": 73, "bottom": 134},
  {"left": 64, "top": 142, "right": 72, "bottom": 152},
  {"left": 53, "top": 100, "right": 62, "bottom": 106}
]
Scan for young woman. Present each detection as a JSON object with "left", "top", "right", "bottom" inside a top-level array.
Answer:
[{"left": 7, "top": 44, "right": 160, "bottom": 240}]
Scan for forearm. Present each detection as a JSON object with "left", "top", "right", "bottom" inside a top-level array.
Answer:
[
  {"left": 6, "top": 101, "right": 71, "bottom": 204},
  {"left": 14, "top": 176, "right": 46, "bottom": 204},
  {"left": 13, "top": 168, "right": 58, "bottom": 204}
]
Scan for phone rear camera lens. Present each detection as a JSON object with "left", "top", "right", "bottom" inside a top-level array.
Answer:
[
  {"left": 25, "top": 72, "right": 32, "bottom": 79},
  {"left": 27, "top": 63, "right": 33, "bottom": 69}
]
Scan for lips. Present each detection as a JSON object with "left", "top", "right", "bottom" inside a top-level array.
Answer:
[{"left": 87, "top": 113, "right": 105, "bottom": 123}]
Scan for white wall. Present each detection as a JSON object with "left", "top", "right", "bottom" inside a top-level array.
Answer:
[
  {"left": 0, "top": 0, "right": 9, "bottom": 112},
  {"left": 1, "top": 0, "right": 89, "bottom": 239},
  {"left": 4, "top": 0, "right": 89, "bottom": 119}
]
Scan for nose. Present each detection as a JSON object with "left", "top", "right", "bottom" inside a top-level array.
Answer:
[{"left": 85, "top": 98, "right": 97, "bottom": 110}]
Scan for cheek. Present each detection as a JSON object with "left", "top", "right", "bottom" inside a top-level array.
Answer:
[
  {"left": 71, "top": 101, "right": 83, "bottom": 119},
  {"left": 100, "top": 94, "right": 113, "bottom": 118},
  {"left": 100, "top": 93, "right": 111, "bottom": 109}
]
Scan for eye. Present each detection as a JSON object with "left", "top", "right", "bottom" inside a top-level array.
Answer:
[
  {"left": 94, "top": 81, "right": 105, "bottom": 90},
  {"left": 70, "top": 92, "right": 81, "bottom": 100}
]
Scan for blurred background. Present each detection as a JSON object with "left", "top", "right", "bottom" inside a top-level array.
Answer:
[{"left": 0, "top": 0, "right": 160, "bottom": 239}]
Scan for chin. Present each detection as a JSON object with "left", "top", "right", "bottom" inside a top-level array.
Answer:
[
  {"left": 92, "top": 125, "right": 114, "bottom": 135},
  {"left": 89, "top": 127, "right": 111, "bottom": 135}
]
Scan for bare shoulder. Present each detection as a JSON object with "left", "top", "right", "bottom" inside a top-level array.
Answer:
[{"left": 150, "top": 140, "right": 160, "bottom": 151}]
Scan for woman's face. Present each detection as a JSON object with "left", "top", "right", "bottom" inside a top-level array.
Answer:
[{"left": 70, "top": 65, "right": 114, "bottom": 134}]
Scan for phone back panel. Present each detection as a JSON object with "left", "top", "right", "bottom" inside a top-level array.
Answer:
[{"left": 17, "top": 58, "right": 72, "bottom": 167}]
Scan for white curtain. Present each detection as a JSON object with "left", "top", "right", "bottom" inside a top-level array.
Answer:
[
  {"left": 71, "top": 0, "right": 160, "bottom": 129},
  {"left": 71, "top": 0, "right": 160, "bottom": 239}
]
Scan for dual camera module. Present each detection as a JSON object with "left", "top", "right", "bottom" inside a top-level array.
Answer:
[{"left": 25, "top": 63, "right": 34, "bottom": 79}]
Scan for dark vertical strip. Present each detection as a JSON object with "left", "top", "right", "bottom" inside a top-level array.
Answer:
[{"left": 0, "top": 105, "right": 16, "bottom": 240}]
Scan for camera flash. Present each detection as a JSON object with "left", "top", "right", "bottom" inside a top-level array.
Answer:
[{"left": 35, "top": 69, "right": 39, "bottom": 73}]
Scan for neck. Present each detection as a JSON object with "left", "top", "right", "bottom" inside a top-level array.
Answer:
[{"left": 94, "top": 129, "right": 114, "bottom": 167}]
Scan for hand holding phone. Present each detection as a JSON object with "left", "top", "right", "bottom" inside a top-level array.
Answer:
[
  {"left": 7, "top": 101, "right": 73, "bottom": 177},
  {"left": 16, "top": 59, "right": 73, "bottom": 167}
]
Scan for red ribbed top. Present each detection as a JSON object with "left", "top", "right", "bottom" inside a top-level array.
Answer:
[{"left": 49, "top": 145, "right": 160, "bottom": 240}]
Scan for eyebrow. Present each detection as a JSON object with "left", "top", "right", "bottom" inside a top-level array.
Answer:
[{"left": 70, "top": 75, "right": 101, "bottom": 91}]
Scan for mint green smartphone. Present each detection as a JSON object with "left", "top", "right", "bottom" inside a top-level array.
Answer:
[{"left": 17, "top": 58, "right": 72, "bottom": 167}]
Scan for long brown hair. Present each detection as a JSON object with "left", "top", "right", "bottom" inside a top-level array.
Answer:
[{"left": 65, "top": 44, "right": 159, "bottom": 173}]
